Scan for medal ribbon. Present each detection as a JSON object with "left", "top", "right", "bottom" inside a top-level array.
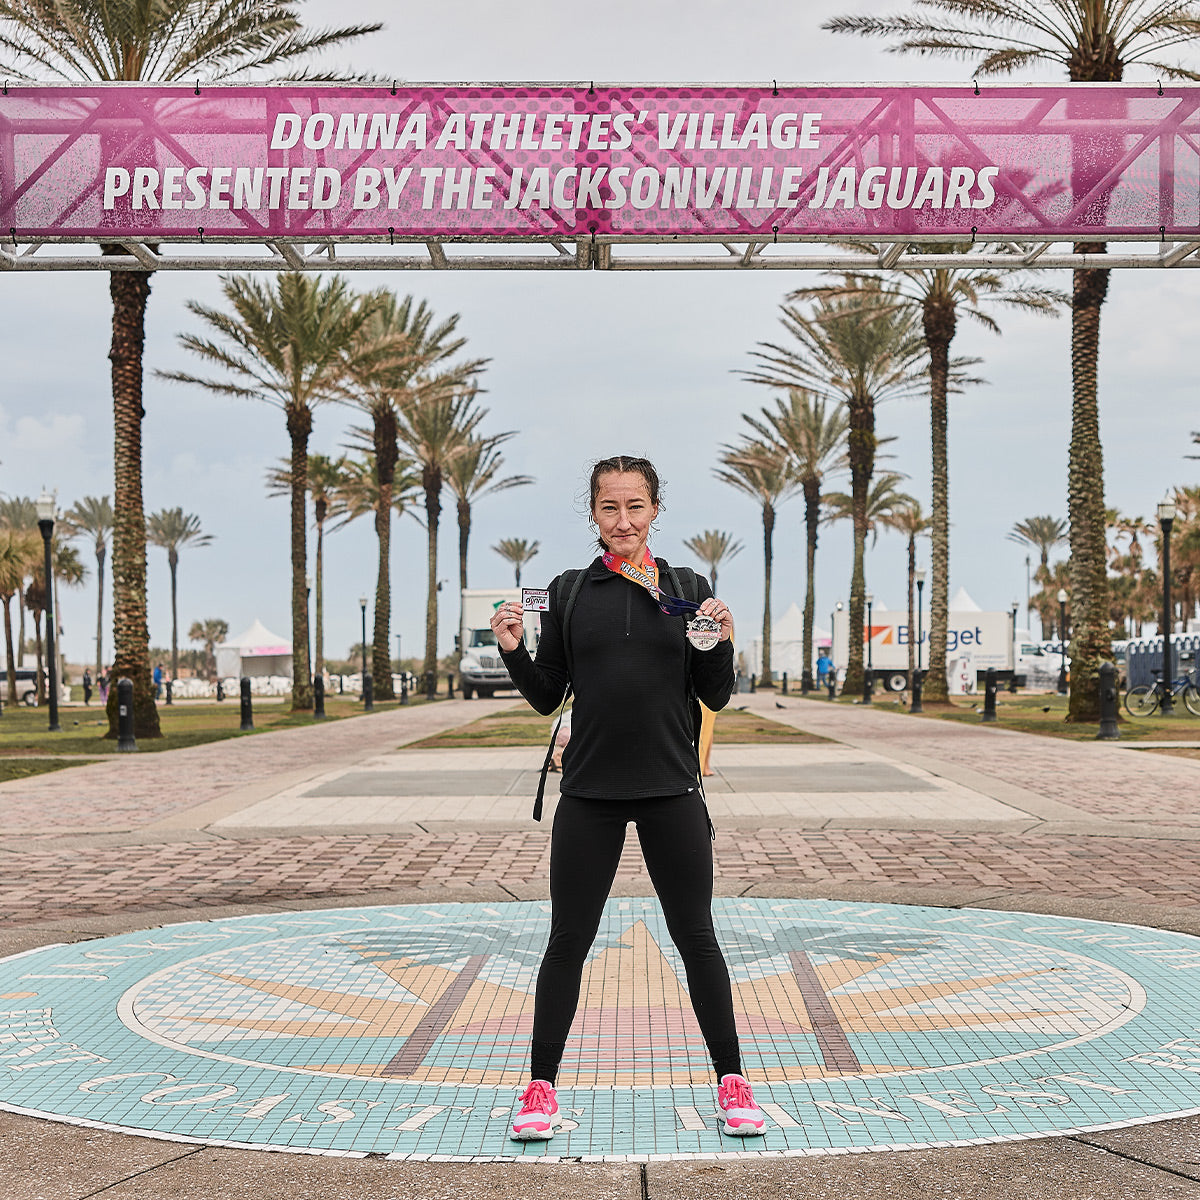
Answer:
[{"left": 601, "top": 548, "right": 701, "bottom": 617}]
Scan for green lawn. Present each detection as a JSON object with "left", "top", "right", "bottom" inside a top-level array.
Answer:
[
  {"left": 799, "top": 690, "right": 1200, "bottom": 742},
  {"left": 0, "top": 757, "right": 84, "bottom": 783},
  {"left": 410, "top": 701, "right": 829, "bottom": 748},
  {"left": 0, "top": 694, "right": 429, "bottom": 759}
]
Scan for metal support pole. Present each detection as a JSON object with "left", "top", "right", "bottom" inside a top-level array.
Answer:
[
  {"left": 1096, "top": 662, "right": 1120, "bottom": 740},
  {"left": 239, "top": 677, "right": 253, "bottom": 731},
  {"left": 862, "top": 597, "right": 874, "bottom": 704},
  {"left": 982, "top": 668, "right": 998, "bottom": 723},
  {"left": 116, "top": 677, "right": 137, "bottom": 752},
  {"left": 313, "top": 674, "right": 326, "bottom": 719},
  {"left": 1057, "top": 594, "right": 1069, "bottom": 695},
  {"left": 781, "top": 672, "right": 788, "bottom": 695},
  {"left": 37, "top": 515, "right": 60, "bottom": 732},
  {"left": 750, "top": 673, "right": 756, "bottom": 694},
  {"left": 1160, "top": 508, "right": 1176, "bottom": 715},
  {"left": 912, "top": 578, "right": 924, "bottom": 713}
]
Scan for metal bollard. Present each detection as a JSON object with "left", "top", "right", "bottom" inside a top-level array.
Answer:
[
  {"left": 216, "top": 679, "right": 225, "bottom": 702},
  {"left": 982, "top": 667, "right": 998, "bottom": 722},
  {"left": 239, "top": 677, "right": 253, "bottom": 731},
  {"left": 165, "top": 680, "right": 173, "bottom": 706},
  {"left": 337, "top": 674, "right": 344, "bottom": 695},
  {"left": 116, "top": 677, "right": 138, "bottom": 752},
  {"left": 862, "top": 669, "right": 874, "bottom": 705},
  {"left": 400, "top": 672, "right": 409, "bottom": 705},
  {"left": 447, "top": 673, "right": 455, "bottom": 699},
  {"left": 781, "top": 672, "right": 788, "bottom": 695},
  {"left": 363, "top": 673, "right": 374, "bottom": 712},
  {"left": 911, "top": 669, "right": 924, "bottom": 714},
  {"left": 1096, "top": 661, "right": 1120, "bottom": 740},
  {"left": 750, "top": 674, "right": 757, "bottom": 694},
  {"left": 313, "top": 674, "right": 326, "bottom": 719}
]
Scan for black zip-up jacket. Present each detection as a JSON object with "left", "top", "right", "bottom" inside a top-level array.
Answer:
[{"left": 499, "top": 556, "right": 735, "bottom": 800}]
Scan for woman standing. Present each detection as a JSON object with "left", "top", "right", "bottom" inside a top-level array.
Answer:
[{"left": 491, "top": 455, "right": 765, "bottom": 1142}]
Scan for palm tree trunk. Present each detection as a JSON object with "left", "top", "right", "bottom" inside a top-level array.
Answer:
[
  {"left": 372, "top": 407, "right": 398, "bottom": 701},
  {"left": 2, "top": 596, "right": 15, "bottom": 707},
  {"left": 168, "top": 550, "right": 179, "bottom": 681},
  {"left": 33, "top": 610, "right": 45, "bottom": 706},
  {"left": 94, "top": 544, "right": 106, "bottom": 680},
  {"left": 104, "top": 260, "right": 161, "bottom": 739},
  {"left": 923, "top": 305, "right": 954, "bottom": 703},
  {"left": 457, "top": 497, "right": 470, "bottom": 595},
  {"left": 1066, "top": 251, "right": 1113, "bottom": 723},
  {"left": 286, "top": 404, "right": 313, "bottom": 711},
  {"left": 843, "top": 394, "right": 874, "bottom": 695},
  {"left": 423, "top": 466, "right": 442, "bottom": 694},
  {"left": 801, "top": 476, "right": 820, "bottom": 692},
  {"left": 760, "top": 503, "right": 775, "bottom": 687}
]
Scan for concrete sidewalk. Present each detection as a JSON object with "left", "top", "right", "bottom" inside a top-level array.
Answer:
[{"left": 3, "top": 694, "right": 1200, "bottom": 1198}]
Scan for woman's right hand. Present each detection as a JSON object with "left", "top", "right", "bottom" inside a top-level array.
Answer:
[{"left": 490, "top": 601, "right": 525, "bottom": 652}]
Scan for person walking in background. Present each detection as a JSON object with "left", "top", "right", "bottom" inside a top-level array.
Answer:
[
  {"left": 98, "top": 667, "right": 110, "bottom": 703},
  {"left": 816, "top": 649, "right": 834, "bottom": 691},
  {"left": 153, "top": 662, "right": 164, "bottom": 699},
  {"left": 82, "top": 668, "right": 93, "bottom": 706},
  {"left": 492, "top": 454, "right": 765, "bottom": 1144}
]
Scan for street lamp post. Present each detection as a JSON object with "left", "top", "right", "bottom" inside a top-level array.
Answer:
[
  {"left": 831, "top": 601, "right": 843, "bottom": 698},
  {"left": 1056, "top": 589, "right": 1069, "bottom": 695},
  {"left": 35, "top": 491, "right": 61, "bottom": 732},
  {"left": 863, "top": 592, "right": 874, "bottom": 704},
  {"left": 913, "top": 570, "right": 926, "bottom": 713},
  {"left": 1010, "top": 600, "right": 1020, "bottom": 693},
  {"left": 359, "top": 594, "right": 372, "bottom": 711},
  {"left": 1159, "top": 500, "right": 1177, "bottom": 715}
]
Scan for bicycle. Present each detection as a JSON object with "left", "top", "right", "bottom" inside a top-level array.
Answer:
[{"left": 1123, "top": 668, "right": 1200, "bottom": 717}]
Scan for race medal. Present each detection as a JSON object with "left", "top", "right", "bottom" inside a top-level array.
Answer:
[{"left": 686, "top": 615, "right": 722, "bottom": 651}]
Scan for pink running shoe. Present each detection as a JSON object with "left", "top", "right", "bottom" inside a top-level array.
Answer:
[
  {"left": 510, "top": 1079, "right": 560, "bottom": 1141},
  {"left": 717, "top": 1073, "right": 766, "bottom": 1136}
]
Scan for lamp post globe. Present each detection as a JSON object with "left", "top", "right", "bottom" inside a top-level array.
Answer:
[
  {"left": 1158, "top": 500, "right": 1177, "bottom": 715},
  {"left": 1056, "top": 588, "right": 1069, "bottom": 695},
  {"left": 35, "top": 490, "right": 61, "bottom": 732}
]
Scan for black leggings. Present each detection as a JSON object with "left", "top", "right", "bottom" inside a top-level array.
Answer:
[{"left": 529, "top": 792, "right": 741, "bottom": 1084}]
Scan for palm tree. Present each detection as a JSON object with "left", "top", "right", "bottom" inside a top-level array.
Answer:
[
  {"left": 446, "top": 435, "right": 533, "bottom": 596},
  {"left": 1009, "top": 515, "right": 1069, "bottom": 637},
  {"left": 267, "top": 454, "right": 350, "bottom": 677},
  {"left": 0, "top": 0, "right": 383, "bottom": 737},
  {"left": 146, "top": 508, "right": 213, "bottom": 682},
  {"left": 344, "top": 292, "right": 488, "bottom": 699},
  {"left": 715, "top": 439, "right": 801, "bottom": 688},
  {"left": 744, "top": 283, "right": 926, "bottom": 693},
  {"left": 682, "top": 530, "right": 744, "bottom": 597},
  {"left": 791, "top": 261, "right": 1059, "bottom": 701},
  {"left": 0, "top": 526, "right": 40, "bottom": 708},
  {"left": 396, "top": 384, "right": 487, "bottom": 694},
  {"left": 161, "top": 273, "right": 381, "bottom": 710},
  {"left": 880, "top": 501, "right": 933, "bottom": 682},
  {"left": 25, "top": 542, "right": 86, "bottom": 707},
  {"left": 64, "top": 496, "right": 113, "bottom": 682},
  {"left": 823, "top": 3, "right": 1200, "bottom": 716},
  {"left": 741, "top": 390, "right": 849, "bottom": 691},
  {"left": 492, "top": 537, "right": 540, "bottom": 587},
  {"left": 0, "top": 497, "right": 36, "bottom": 663},
  {"left": 188, "top": 617, "right": 228, "bottom": 682}
]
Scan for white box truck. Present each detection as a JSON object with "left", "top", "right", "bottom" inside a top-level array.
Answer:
[
  {"left": 457, "top": 589, "right": 539, "bottom": 699},
  {"left": 831, "top": 608, "right": 1025, "bottom": 693}
]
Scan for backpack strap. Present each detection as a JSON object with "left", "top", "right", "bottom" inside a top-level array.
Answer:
[{"left": 532, "top": 568, "right": 587, "bottom": 822}]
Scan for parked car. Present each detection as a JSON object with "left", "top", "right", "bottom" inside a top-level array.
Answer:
[{"left": 0, "top": 668, "right": 41, "bottom": 706}]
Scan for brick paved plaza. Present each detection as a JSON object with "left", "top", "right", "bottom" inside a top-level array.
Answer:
[{"left": 3, "top": 695, "right": 1200, "bottom": 1198}]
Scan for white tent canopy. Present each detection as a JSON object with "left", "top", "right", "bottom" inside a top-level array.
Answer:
[
  {"left": 215, "top": 619, "right": 294, "bottom": 680},
  {"left": 745, "top": 602, "right": 829, "bottom": 679}
]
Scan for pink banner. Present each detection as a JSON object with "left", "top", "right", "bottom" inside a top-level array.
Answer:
[{"left": 1, "top": 84, "right": 1197, "bottom": 241}]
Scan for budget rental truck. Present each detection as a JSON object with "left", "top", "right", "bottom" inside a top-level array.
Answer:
[
  {"left": 457, "top": 589, "right": 539, "bottom": 699},
  {"left": 831, "top": 607, "right": 1027, "bottom": 693}
]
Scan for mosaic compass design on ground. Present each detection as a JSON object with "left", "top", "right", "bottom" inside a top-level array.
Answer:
[{"left": 4, "top": 899, "right": 1200, "bottom": 1161}]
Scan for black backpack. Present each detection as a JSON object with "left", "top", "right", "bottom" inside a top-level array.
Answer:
[{"left": 532, "top": 562, "right": 702, "bottom": 821}]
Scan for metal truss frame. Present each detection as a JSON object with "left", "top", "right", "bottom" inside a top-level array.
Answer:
[{"left": 3, "top": 233, "right": 1200, "bottom": 272}]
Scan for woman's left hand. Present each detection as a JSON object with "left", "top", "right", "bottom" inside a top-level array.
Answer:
[{"left": 697, "top": 596, "right": 734, "bottom": 642}]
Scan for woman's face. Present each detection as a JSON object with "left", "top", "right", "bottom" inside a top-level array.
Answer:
[{"left": 593, "top": 471, "right": 659, "bottom": 562}]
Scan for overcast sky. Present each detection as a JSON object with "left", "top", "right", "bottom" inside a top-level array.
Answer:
[{"left": 2, "top": 0, "right": 1196, "bottom": 673}]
